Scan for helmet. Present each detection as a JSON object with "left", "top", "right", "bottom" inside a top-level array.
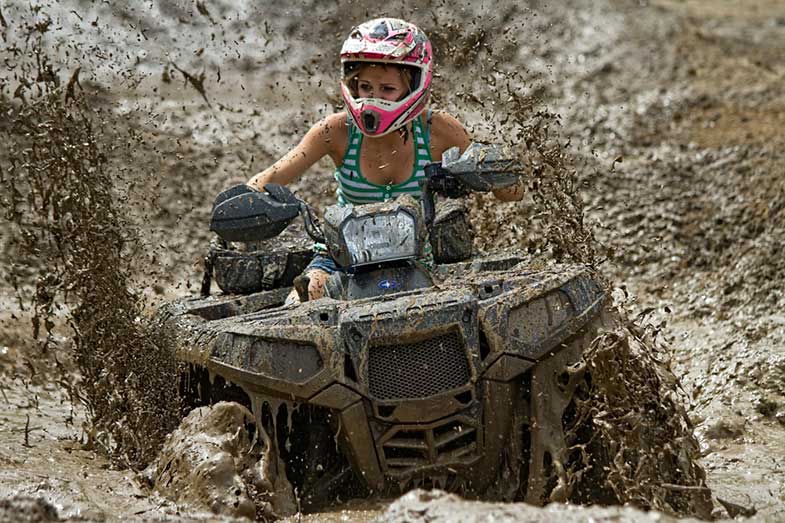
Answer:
[{"left": 340, "top": 18, "right": 433, "bottom": 137}]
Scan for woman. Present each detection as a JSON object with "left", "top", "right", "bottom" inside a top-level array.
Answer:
[{"left": 248, "top": 18, "right": 524, "bottom": 301}]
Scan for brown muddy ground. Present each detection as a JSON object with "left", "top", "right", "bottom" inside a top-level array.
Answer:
[{"left": 1, "top": 0, "right": 784, "bottom": 521}]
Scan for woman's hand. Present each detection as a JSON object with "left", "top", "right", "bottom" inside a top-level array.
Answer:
[{"left": 492, "top": 177, "right": 525, "bottom": 201}]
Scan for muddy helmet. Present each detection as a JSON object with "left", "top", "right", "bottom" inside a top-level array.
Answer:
[{"left": 340, "top": 18, "right": 433, "bottom": 137}]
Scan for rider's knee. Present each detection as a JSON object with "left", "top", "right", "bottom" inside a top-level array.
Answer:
[{"left": 307, "top": 269, "right": 329, "bottom": 300}]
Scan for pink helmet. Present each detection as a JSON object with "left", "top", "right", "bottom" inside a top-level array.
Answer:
[{"left": 340, "top": 18, "right": 433, "bottom": 137}]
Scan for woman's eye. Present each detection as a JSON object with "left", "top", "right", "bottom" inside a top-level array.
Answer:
[{"left": 382, "top": 86, "right": 396, "bottom": 92}]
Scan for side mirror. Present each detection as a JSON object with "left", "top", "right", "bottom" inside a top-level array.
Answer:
[
  {"left": 441, "top": 143, "right": 523, "bottom": 192},
  {"left": 210, "top": 183, "right": 300, "bottom": 242}
]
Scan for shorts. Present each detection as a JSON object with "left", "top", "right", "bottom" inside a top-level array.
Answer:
[{"left": 305, "top": 254, "right": 341, "bottom": 275}]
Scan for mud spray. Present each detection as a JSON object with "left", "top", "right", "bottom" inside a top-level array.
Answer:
[
  {"left": 0, "top": 10, "right": 179, "bottom": 468},
  {"left": 0, "top": 1, "right": 716, "bottom": 520}
]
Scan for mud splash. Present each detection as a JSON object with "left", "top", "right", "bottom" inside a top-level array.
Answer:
[
  {"left": 571, "top": 312, "right": 711, "bottom": 515},
  {"left": 0, "top": 9, "right": 178, "bottom": 467},
  {"left": 427, "top": 8, "right": 711, "bottom": 516},
  {"left": 151, "top": 401, "right": 296, "bottom": 520},
  {"left": 428, "top": 8, "right": 600, "bottom": 266}
]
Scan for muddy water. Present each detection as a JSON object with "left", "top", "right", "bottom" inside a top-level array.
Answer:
[
  {"left": 2, "top": 0, "right": 785, "bottom": 521},
  {"left": 0, "top": 385, "right": 164, "bottom": 521}
]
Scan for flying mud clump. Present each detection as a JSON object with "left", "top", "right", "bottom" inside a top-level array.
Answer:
[
  {"left": 150, "top": 401, "right": 297, "bottom": 521},
  {"left": 0, "top": 12, "right": 179, "bottom": 468},
  {"left": 563, "top": 312, "right": 712, "bottom": 516}
]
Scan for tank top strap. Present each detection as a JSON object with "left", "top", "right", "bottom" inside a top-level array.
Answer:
[
  {"left": 412, "top": 111, "right": 433, "bottom": 163},
  {"left": 342, "top": 115, "right": 362, "bottom": 166}
]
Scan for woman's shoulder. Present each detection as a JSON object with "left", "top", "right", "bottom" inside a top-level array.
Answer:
[
  {"left": 313, "top": 112, "right": 349, "bottom": 163},
  {"left": 323, "top": 111, "right": 349, "bottom": 126},
  {"left": 423, "top": 110, "right": 468, "bottom": 138},
  {"left": 423, "top": 109, "right": 461, "bottom": 126},
  {"left": 422, "top": 109, "right": 471, "bottom": 158},
  {"left": 314, "top": 111, "right": 348, "bottom": 135}
]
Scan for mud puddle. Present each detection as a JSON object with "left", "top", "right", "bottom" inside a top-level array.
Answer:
[
  {"left": 0, "top": 383, "right": 169, "bottom": 521},
  {"left": 667, "top": 317, "right": 785, "bottom": 517}
]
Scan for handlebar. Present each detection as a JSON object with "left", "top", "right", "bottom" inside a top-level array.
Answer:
[
  {"left": 420, "top": 143, "right": 525, "bottom": 227},
  {"left": 209, "top": 183, "right": 324, "bottom": 243}
]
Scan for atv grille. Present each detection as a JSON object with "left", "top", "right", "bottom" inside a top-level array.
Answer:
[
  {"left": 381, "top": 417, "right": 478, "bottom": 476},
  {"left": 367, "top": 331, "right": 470, "bottom": 400}
]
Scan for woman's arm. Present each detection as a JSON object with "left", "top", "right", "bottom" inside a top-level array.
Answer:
[
  {"left": 429, "top": 111, "right": 525, "bottom": 202},
  {"left": 247, "top": 113, "right": 346, "bottom": 191},
  {"left": 428, "top": 110, "right": 472, "bottom": 161}
]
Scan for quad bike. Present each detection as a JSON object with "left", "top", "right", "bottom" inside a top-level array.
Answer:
[{"left": 156, "top": 144, "right": 610, "bottom": 509}]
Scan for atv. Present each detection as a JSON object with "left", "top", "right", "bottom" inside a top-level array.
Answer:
[{"left": 156, "top": 143, "right": 610, "bottom": 509}]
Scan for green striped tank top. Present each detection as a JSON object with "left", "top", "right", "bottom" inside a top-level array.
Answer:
[{"left": 335, "top": 113, "right": 432, "bottom": 205}]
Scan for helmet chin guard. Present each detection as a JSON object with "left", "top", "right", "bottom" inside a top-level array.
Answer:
[
  {"left": 362, "top": 110, "right": 380, "bottom": 134},
  {"left": 340, "top": 18, "right": 433, "bottom": 137}
]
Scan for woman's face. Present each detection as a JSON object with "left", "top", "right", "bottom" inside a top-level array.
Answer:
[{"left": 356, "top": 65, "right": 408, "bottom": 102}]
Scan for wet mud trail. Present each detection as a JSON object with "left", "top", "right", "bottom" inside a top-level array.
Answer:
[{"left": 1, "top": 0, "right": 784, "bottom": 521}]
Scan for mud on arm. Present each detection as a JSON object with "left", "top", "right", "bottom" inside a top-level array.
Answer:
[{"left": 247, "top": 114, "right": 342, "bottom": 191}]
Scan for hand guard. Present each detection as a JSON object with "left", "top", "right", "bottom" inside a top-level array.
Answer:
[{"left": 441, "top": 143, "right": 524, "bottom": 192}]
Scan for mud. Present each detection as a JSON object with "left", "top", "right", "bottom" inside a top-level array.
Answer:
[
  {"left": 0, "top": 58, "right": 180, "bottom": 467},
  {"left": 150, "top": 401, "right": 297, "bottom": 520},
  {"left": 1, "top": 0, "right": 784, "bottom": 521},
  {"left": 374, "top": 489, "right": 703, "bottom": 523},
  {"left": 568, "top": 313, "right": 711, "bottom": 515},
  {"left": 0, "top": 496, "right": 59, "bottom": 523}
]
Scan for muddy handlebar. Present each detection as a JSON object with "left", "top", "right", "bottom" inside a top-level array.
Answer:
[
  {"left": 421, "top": 143, "right": 525, "bottom": 226},
  {"left": 209, "top": 183, "right": 321, "bottom": 243},
  {"left": 440, "top": 143, "right": 524, "bottom": 191}
]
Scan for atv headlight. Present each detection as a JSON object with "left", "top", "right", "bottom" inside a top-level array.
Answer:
[{"left": 341, "top": 210, "right": 417, "bottom": 266}]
